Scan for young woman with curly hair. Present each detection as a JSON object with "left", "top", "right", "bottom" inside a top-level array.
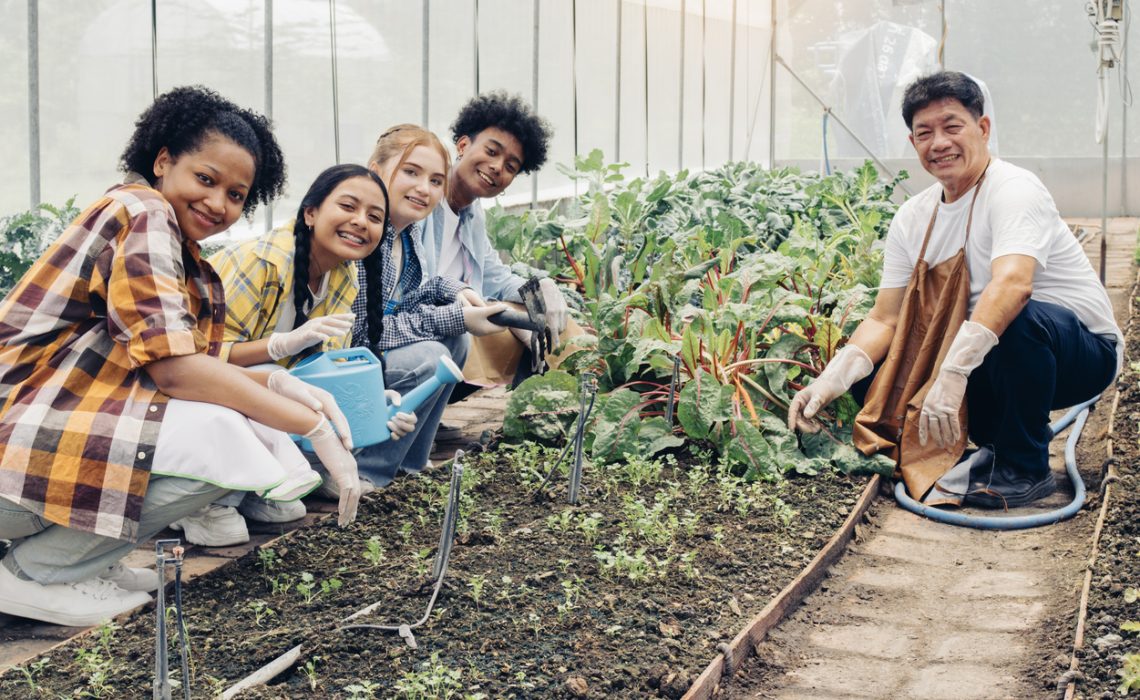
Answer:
[{"left": 0, "top": 87, "right": 359, "bottom": 626}]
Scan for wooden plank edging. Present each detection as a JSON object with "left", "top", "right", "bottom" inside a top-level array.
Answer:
[{"left": 681, "top": 473, "right": 881, "bottom": 700}]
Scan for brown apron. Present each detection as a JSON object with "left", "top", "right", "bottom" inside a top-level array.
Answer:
[{"left": 853, "top": 173, "right": 986, "bottom": 501}]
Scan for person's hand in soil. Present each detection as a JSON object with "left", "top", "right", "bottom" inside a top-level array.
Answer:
[
  {"left": 304, "top": 417, "right": 361, "bottom": 527},
  {"left": 267, "top": 370, "right": 353, "bottom": 449},
  {"left": 787, "top": 345, "right": 873, "bottom": 433}
]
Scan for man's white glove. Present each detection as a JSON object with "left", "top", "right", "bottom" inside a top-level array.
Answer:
[
  {"left": 267, "top": 370, "right": 353, "bottom": 450},
  {"left": 266, "top": 313, "right": 355, "bottom": 361},
  {"left": 787, "top": 345, "right": 874, "bottom": 434},
  {"left": 919, "top": 320, "right": 999, "bottom": 447},
  {"left": 304, "top": 417, "right": 360, "bottom": 527},
  {"left": 462, "top": 303, "right": 509, "bottom": 336},
  {"left": 385, "top": 390, "right": 417, "bottom": 440},
  {"left": 538, "top": 277, "right": 569, "bottom": 348}
]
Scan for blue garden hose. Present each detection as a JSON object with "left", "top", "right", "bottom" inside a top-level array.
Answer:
[{"left": 893, "top": 394, "right": 1100, "bottom": 530}]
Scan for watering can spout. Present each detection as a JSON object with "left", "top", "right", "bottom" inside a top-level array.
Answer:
[{"left": 290, "top": 348, "right": 464, "bottom": 450}]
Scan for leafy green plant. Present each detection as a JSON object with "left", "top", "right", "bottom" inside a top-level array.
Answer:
[
  {"left": 302, "top": 656, "right": 321, "bottom": 691},
  {"left": 394, "top": 652, "right": 463, "bottom": 700},
  {"left": 344, "top": 680, "right": 382, "bottom": 699},
  {"left": 466, "top": 574, "right": 486, "bottom": 610},
  {"left": 0, "top": 198, "right": 79, "bottom": 298},
  {"left": 363, "top": 536, "right": 386, "bottom": 567},
  {"left": 12, "top": 657, "right": 50, "bottom": 692}
]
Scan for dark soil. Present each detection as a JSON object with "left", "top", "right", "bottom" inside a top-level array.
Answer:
[
  {"left": 1074, "top": 286, "right": 1140, "bottom": 700},
  {"left": 0, "top": 444, "right": 867, "bottom": 699}
]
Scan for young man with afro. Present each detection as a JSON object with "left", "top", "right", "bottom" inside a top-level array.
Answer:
[{"left": 417, "top": 91, "right": 575, "bottom": 394}]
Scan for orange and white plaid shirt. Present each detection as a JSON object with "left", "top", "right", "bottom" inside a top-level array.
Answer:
[{"left": 0, "top": 176, "right": 224, "bottom": 541}]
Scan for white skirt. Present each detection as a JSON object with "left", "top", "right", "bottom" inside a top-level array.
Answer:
[{"left": 151, "top": 398, "right": 321, "bottom": 502}]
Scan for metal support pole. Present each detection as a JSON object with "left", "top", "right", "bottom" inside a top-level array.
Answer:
[
  {"left": 27, "top": 0, "right": 39, "bottom": 208},
  {"left": 1101, "top": 124, "right": 1108, "bottom": 283},
  {"left": 473, "top": 0, "right": 480, "bottom": 94},
  {"left": 328, "top": 0, "right": 341, "bottom": 164},
  {"left": 678, "top": 0, "right": 686, "bottom": 171},
  {"left": 264, "top": 0, "right": 273, "bottom": 232},
  {"left": 728, "top": 0, "right": 737, "bottom": 161},
  {"left": 150, "top": 0, "right": 158, "bottom": 98},
  {"left": 422, "top": 0, "right": 430, "bottom": 125},
  {"left": 572, "top": 0, "right": 580, "bottom": 196},
  {"left": 615, "top": 0, "right": 623, "bottom": 162},
  {"left": 775, "top": 55, "right": 913, "bottom": 196},
  {"left": 768, "top": 0, "right": 776, "bottom": 168},
  {"left": 700, "top": 0, "right": 706, "bottom": 171},
  {"left": 643, "top": 0, "right": 650, "bottom": 177},
  {"left": 531, "top": 0, "right": 539, "bottom": 208}
]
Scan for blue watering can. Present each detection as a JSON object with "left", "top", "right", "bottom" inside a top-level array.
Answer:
[{"left": 289, "top": 347, "right": 465, "bottom": 450}]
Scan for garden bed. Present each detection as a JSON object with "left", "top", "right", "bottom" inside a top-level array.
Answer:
[
  {"left": 0, "top": 444, "right": 869, "bottom": 699},
  {"left": 1072, "top": 275, "right": 1140, "bottom": 699}
]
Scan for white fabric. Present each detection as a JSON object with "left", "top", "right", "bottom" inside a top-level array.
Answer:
[
  {"left": 151, "top": 399, "right": 321, "bottom": 501},
  {"left": 273, "top": 271, "right": 332, "bottom": 334},
  {"left": 880, "top": 158, "right": 1123, "bottom": 372},
  {"left": 437, "top": 201, "right": 466, "bottom": 282}
]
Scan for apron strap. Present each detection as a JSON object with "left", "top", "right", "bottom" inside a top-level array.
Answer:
[{"left": 915, "top": 164, "right": 990, "bottom": 265}]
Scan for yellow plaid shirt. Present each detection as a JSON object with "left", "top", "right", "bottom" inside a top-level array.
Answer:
[
  {"left": 208, "top": 225, "right": 359, "bottom": 368},
  {"left": 0, "top": 178, "right": 224, "bottom": 541}
]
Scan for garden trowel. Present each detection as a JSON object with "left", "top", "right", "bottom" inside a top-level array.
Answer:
[{"left": 486, "top": 276, "right": 551, "bottom": 373}]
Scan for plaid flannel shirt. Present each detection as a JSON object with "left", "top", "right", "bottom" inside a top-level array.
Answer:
[
  {"left": 208, "top": 225, "right": 358, "bottom": 368},
  {"left": 0, "top": 178, "right": 224, "bottom": 541},
  {"left": 351, "top": 223, "right": 467, "bottom": 351}
]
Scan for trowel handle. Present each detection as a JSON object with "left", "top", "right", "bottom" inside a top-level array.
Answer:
[{"left": 488, "top": 308, "right": 543, "bottom": 332}]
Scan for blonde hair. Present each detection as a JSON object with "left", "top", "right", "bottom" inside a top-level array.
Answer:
[{"left": 368, "top": 124, "right": 450, "bottom": 198}]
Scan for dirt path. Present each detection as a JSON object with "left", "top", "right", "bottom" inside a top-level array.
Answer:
[{"left": 719, "top": 218, "right": 1137, "bottom": 699}]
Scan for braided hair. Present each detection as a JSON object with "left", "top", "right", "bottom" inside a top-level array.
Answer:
[
  {"left": 120, "top": 85, "right": 286, "bottom": 215},
  {"left": 289, "top": 164, "right": 389, "bottom": 331}
]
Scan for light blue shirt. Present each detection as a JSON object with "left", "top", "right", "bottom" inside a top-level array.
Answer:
[{"left": 417, "top": 200, "right": 526, "bottom": 303}]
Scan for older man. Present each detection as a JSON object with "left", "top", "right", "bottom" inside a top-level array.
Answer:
[{"left": 787, "top": 71, "right": 1121, "bottom": 508}]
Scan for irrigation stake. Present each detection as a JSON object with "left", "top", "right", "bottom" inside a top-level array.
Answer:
[
  {"left": 568, "top": 371, "right": 597, "bottom": 505},
  {"left": 338, "top": 451, "right": 466, "bottom": 649},
  {"left": 152, "top": 539, "right": 188, "bottom": 700},
  {"left": 665, "top": 354, "right": 682, "bottom": 427}
]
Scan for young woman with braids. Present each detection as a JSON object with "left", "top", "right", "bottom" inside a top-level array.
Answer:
[
  {"left": 0, "top": 87, "right": 361, "bottom": 627},
  {"left": 193, "top": 164, "right": 417, "bottom": 545},
  {"left": 348, "top": 125, "right": 507, "bottom": 488}
]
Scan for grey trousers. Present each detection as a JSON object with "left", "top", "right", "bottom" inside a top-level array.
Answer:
[{"left": 0, "top": 476, "right": 229, "bottom": 585}]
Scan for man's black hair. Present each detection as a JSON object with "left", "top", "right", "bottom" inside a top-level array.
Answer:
[
  {"left": 120, "top": 85, "right": 286, "bottom": 215},
  {"left": 450, "top": 91, "right": 553, "bottom": 174},
  {"left": 901, "top": 71, "right": 985, "bottom": 130}
]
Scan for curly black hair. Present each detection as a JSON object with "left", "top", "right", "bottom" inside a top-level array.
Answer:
[
  {"left": 119, "top": 85, "right": 286, "bottom": 215},
  {"left": 449, "top": 91, "right": 553, "bottom": 174}
]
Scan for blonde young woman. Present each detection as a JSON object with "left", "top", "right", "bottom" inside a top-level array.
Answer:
[{"left": 349, "top": 125, "right": 506, "bottom": 487}]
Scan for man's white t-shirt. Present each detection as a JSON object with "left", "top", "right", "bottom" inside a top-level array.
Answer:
[
  {"left": 880, "top": 158, "right": 1122, "bottom": 371},
  {"left": 437, "top": 200, "right": 466, "bottom": 282}
]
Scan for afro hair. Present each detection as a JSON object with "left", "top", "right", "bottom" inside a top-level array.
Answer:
[
  {"left": 449, "top": 91, "right": 553, "bottom": 174},
  {"left": 119, "top": 85, "right": 286, "bottom": 215}
]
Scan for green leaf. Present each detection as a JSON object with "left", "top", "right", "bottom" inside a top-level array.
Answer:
[
  {"left": 503, "top": 371, "right": 579, "bottom": 443},
  {"left": 589, "top": 389, "right": 643, "bottom": 463},
  {"left": 1122, "top": 621, "right": 1140, "bottom": 632},
  {"left": 676, "top": 370, "right": 733, "bottom": 440}
]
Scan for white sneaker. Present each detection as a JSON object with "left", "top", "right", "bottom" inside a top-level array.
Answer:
[
  {"left": 238, "top": 498, "right": 306, "bottom": 524},
  {"left": 0, "top": 564, "right": 151, "bottom": 627},
  {"left": 315, "top": 478, "right": 376, "bottom": 500},
  {"left": 168, "top": 505, "right": 249, "bottom": 547},
  {"left": 99, "top": 562, "right": 160, "bottom": 593}
]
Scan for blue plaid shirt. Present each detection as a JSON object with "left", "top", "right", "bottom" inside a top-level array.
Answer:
[{"left": 351, "top": 222, "right": 468, "bottom": 351}]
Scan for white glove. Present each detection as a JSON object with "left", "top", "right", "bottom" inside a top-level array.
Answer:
[
  {"left": 787, "top": 345, "right": 874, "bottom": 433},
  {"left": 267, "top": 370, "right": 353, "bottom": 450},
  {"left": 458, "top": 288, "right": 485, "bottom": 307},
  {"left": 266, "top": 313, "right": 355, "bottom": 361},
  {"left": 538, "top": 277, "right": 569, "bottom": 348},
  {"left": 462, "top": 303, "right": 509, "bottom": 336},
  {"left": 385, "top": 390, "right": 417, "bottom": 440},
  {"left": 304, "top": 418, "right": 360, "bottom": 527},
  {"left": 919, "top": 320, "right": 999, "bottom": 447}
]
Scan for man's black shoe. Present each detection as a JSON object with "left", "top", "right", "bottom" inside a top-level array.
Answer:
[{"left": 962, "top": 464, "right": 1056, "bottom": 509}]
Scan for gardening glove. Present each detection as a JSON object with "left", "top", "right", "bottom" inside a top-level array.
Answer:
[
  {"left": 304, "top": 417, "right": 360, "bottom": 527},
  {"left": 458, "top": 288, "right": 485, "bottom": 307},
  {"left": 266, "top": 313, "right": 355, "bottom": 361},
  {"left": 787, "top": 345, "right": 874, "bottom": 434},
  {"left": 919, "top": 320, "right": 999, "bottom": 448},
  {"left": 385, "top": 390, "right": 417, "bottom": 440},
  {"left": 538, "top": 277, "right": 569, "bottom": 348},
  {"left": 462, "top": 303, "right": 509, "bottom": 336},
  {"left": 267, "top": 369, "right": 353, "bottom": 450}
]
